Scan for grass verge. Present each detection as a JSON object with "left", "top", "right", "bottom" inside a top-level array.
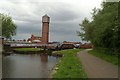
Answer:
[
  {"left": 52, "top": 49, "right": 87, "bottom": 78},
  {"left": 14, "top": 48, "right": 41, "bottom": 51},
  {"left": 89, "top": 49, "right": 118, "bottom": 66}
]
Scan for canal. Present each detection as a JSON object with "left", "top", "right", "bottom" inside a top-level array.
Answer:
[{"left": 2, "top": 53, "right": 59, "bottom": 78}]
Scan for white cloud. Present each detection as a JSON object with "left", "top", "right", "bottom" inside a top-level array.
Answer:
[{"left": 0, "top": 0, "right": 103, "bottom": 42}]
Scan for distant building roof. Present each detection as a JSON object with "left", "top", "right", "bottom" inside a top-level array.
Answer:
[{"left": 32, "top": 40, "right": 41, "bottom": 42}]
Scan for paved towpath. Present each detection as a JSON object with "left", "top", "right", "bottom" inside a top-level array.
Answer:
[{"left": 77, "top": 49, "right": 118, "bottom": 78}]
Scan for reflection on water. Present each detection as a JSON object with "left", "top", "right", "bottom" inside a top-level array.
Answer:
[
  {"left": 2, "top": 53, "right": 59, "bottom": 78},
  {"left": 40, "top": 53, "right": 48, "bottom": 62}
]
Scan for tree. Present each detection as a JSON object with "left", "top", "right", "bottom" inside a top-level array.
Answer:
[
  {"left": 0, "top": 13, "right": 17, "bottom": 40},
  {"left": 78, "top": 2, "right": 119, "bottom": 53},
  {"left": 77, "top": 18, "right": 91, "bottom": 41}
]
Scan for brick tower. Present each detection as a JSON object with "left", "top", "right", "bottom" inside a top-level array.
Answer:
[{"left": 42, "top": 14, "right": 50, "bottom": 44}]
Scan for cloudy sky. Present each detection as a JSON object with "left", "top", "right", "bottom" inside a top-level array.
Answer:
[{"left": 0, "top": 0, "right": 103, "bottom": 42}]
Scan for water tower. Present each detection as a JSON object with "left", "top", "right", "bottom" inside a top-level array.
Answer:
[{"left": 42, "top": 14, "right": 50, "bottom": 44}]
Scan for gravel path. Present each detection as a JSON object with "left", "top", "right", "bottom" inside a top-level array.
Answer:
[{"left": 77, "top": 49, "right": 118, "bottom": 78}]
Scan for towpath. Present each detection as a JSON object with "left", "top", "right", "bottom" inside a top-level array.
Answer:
[{"left": 77, "top": 49, "right": 118, "bottom": 78}]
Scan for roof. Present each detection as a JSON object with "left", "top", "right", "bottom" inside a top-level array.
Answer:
[
  {"left": 43, "top": 14, "right": 49, "bottom": 17},
  {"left": 32, "top": 40, "right": 41, "bottom": 42}
]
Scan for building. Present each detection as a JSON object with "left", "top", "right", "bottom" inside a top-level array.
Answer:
[
  {"left": 27, "top": 14, "right": 50, "bottom": 44},
  {"left": 27, "top": 34, "right": 41, "bottom": 43},
  {"left": 42, "top": 14, "right": 50, "bottom": 44}
]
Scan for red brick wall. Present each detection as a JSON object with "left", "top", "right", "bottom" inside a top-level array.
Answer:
[
  {"left": 31, "top": 34, "right": 35, "bottom": 40},
  {"left": 42, "top": 22, "right": 49, "bottom": 44}
]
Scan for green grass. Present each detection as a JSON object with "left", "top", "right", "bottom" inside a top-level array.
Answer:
[
  {"left": 53, "top": 49, "right": 87, "bottom": 78},
  {"left": 89, "top": 49, "right": 118, "bottom": 66},
  {"left": 14, "top": 48, "right": 41, "bottom": 51}
]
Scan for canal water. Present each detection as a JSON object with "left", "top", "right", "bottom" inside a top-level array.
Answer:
[{"left": 2, "top": 53, "right": 59, "bottom": 78}]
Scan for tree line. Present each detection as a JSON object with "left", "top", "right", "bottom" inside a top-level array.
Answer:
[
  {"left": 0, "top": 13, "right": 17, "bottom": 40},
  {"left": 78, "top": 2, "right": 119, "bottom": 54}
]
